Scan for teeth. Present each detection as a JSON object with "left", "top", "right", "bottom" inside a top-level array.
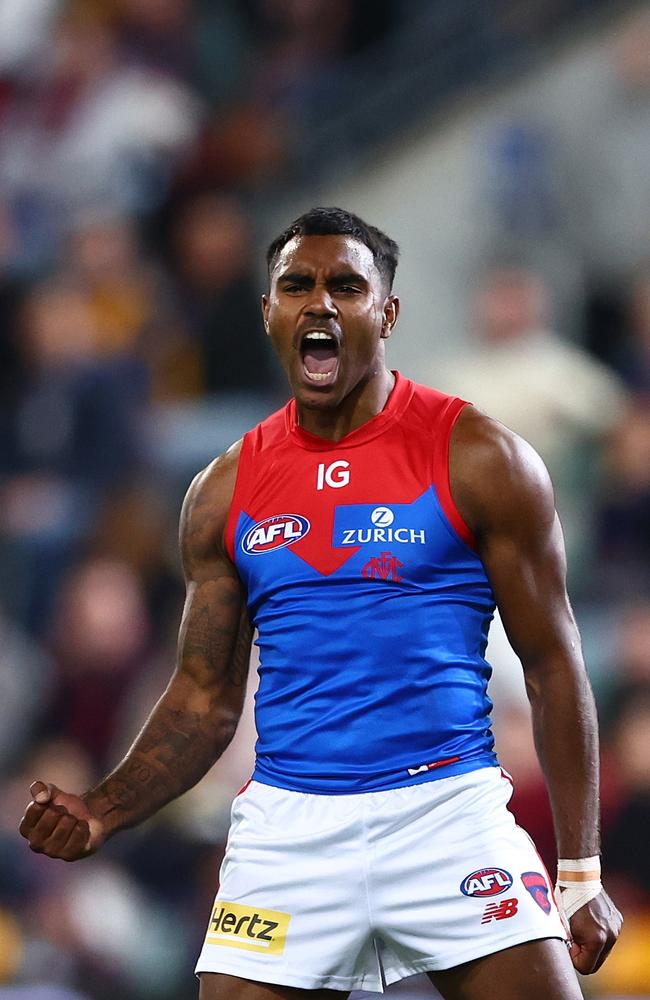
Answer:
[
  {"left": 303, "top": 332, "right": 335, "bottom": 342},
  {"left": 304, "top": 369, "right": 333, "bottom": 381}
]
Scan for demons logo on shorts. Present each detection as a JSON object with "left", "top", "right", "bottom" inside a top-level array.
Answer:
[
  {"left": 521, "top": 871, "right": 552, "bottom": 914},
  {"left": 460, "top": 867, "right": 513, "bottom": 897},
  {"left": 242, "top": 515, "right": 310, "bottom": 555}
]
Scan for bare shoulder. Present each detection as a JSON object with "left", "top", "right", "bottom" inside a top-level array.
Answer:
[
  {"left": 179, "top": 439, "right": 243, "bottom": 572},
  {"left": 449, "top": 405, "right": 556, "bottom": 540}
]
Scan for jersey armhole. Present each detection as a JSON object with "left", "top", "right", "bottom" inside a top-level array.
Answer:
[
  {"left": 434, "top": 397, "right": 478, "bottom": 551},
  {"left": 224, "top": 433, "right": 254, "bottom": 562}
]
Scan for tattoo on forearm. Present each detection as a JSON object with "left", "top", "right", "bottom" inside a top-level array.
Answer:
[{"left": 91, "top": 703, "right": 237, "bottom": 824}]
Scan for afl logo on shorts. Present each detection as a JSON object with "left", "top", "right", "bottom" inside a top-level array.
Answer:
[
  {"left": 460, "top": 867, "right": 513, "bottom": 897},
  {"left": 242, "top": 514, "right": 310, "bottom": 555}
]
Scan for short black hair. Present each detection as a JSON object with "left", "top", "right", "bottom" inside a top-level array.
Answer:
[{"left": 266, "top": 207, "right": 399, "bottom": 290}]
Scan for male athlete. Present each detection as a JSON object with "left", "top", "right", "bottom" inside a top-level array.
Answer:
[{"left": 20, "top": 208, "right": 621, "bottom": 999}]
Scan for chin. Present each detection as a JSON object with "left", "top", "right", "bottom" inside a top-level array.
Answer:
[
  {"left": 294, "top": 385, "right": 340, "bottom": 410},
  {"left": 288, "top": 370, "right": 340, "bottom": 406}
]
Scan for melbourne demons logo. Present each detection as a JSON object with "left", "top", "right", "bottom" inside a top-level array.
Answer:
[
  {"left": 521, "top": 872, "right": 552, "bottom": 914},
  {"left": 460, "top": 868, "right": 513, "bottom": 897},
  {"left": 241, "top": 515, "right": 310, "bottom": 555}
]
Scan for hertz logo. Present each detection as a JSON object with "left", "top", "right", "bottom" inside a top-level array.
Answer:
[{"left": 205, "top": 901, "right": 291, "bottom": 955}]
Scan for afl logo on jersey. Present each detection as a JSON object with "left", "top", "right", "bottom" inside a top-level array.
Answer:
[
  {"left": 460, "top": 868, "right": 513, "bottom": 898},
  {"left": 241, "top": 515, "right": 310, "bottom": 555}
]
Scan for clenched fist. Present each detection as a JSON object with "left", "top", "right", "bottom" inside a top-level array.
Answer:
[{"left": 19, "top": 781, "right": 105, "bottom": 862}]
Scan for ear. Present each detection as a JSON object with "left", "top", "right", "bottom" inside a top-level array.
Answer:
[
  {"left": 381, "top": 295, "right": 400, "bottom": 339},
  {"left": 261, "top": 294, "right": 270, "bottom": 335}
]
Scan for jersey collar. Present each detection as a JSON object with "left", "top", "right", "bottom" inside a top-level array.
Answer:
[{"left": 286, "top": 371, "right": 414, "bottom": 450}]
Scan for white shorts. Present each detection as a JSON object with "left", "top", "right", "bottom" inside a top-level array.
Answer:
[{"left": 195, "top": 767, "right": 567, "bottom": 993}]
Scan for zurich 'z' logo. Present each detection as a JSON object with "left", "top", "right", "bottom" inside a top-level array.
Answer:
[
  {"left": 460, "top": 868, "right": 513, "bottom": 897},
  {"left": 370, "top": 506, "right": 394, "bottom": 527},
  {"left": 241, "top": 514, "right": 310, "bottom": 555}
]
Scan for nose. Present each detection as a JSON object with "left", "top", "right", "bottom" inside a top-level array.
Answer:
[{"left": 304, "top": 285, "right": 336, "bottom": 319}]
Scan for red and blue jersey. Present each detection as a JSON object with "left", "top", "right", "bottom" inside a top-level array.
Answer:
[{"left": 226, "top": 372, "right": 498, "bottom": 793}]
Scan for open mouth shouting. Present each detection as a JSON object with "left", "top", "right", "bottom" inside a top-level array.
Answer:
[{"left": 299, "top": 330, "right": 340, "bottom": 386}]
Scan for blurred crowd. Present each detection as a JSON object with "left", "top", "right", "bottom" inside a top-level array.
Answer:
[{"left": 0, "top": 2, "right": 649, "bottom": 999}]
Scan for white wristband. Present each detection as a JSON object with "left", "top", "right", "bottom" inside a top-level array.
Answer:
[{"left": 556, "top": 856, "right": 602, "bottom": 922}]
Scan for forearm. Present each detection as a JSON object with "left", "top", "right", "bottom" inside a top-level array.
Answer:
[
  {"left": 83, "top": 674, "right": 240, "bottom": 837},
  {"left": 525, "top": 656, "right": 601, "bottom": 859}
]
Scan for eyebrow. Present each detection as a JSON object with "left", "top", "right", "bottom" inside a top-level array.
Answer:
[
  {"left": 331, "top": 271, "right": 369, "bottom": 286},
  {"left": 277, "top": 270, "right": 369, "bottom": 286}
]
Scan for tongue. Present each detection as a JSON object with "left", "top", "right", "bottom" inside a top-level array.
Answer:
[{"left": 303, "top": 345, "right": 338, "bottom": 374}]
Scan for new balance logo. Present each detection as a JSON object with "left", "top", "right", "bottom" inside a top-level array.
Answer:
[
  {"left": 481, "top": 898, "right": 519, "bottom": 924},
  {"left": 362, "top": 552, "right": 404, "bottom": 582}
]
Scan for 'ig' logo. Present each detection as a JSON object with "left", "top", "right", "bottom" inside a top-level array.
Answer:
[{"left": 316, "top": 461, "right": 350, "bottom": 491}]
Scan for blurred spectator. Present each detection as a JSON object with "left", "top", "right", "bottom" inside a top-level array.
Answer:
[
  {"left": 113, "top": 0, "right": 195, "bottom": 80},
  {"left": 590, "top": 603, "right": 650, "bottom": 913},
  {"left": 0, "top": 5, "right": 200, "bottom": 271},
  {"left": 0, "top": 203, "right": 26, "bottom": 393},
  {"left": 0, "top": 1, "right": 61, "bottom": 79},
  {"left": 174, "top": 99, "right": 290, "bottom": 193},
  {"left": 0, "top": 610, "right": 52, "bottom": 774},
  {"left": 620, "top": 267, "right": 650, "bottom": 393},
  {"left": 172, "top": 193, "right": 275, "bottom": 393},
  {"left": 598, "top": 398, "right": 650, "bottom": 595},
  {"left": 430, "top": 264, "right": 626, "bottom": 583},
  {"left": 591, "top": 676, "right": 650, "bottom": 998},
  {"left": 603, "top": 683, "right": 650, "bottom": 901},
  {"left": 89, "top": 480, "right": 182, "bottom": 641},
  {"left": 67, "top": 214, "right": 201, "bottom": 399},
  {"left": 246, "top": 0, "right": 400, "bottom": 118},
  {"left": 247, "top": 0, "right": 354, "bottom": 119},
  {"left": 0, "top": 737, "right": 97, "bottom": 985},
  {"left": 0, "top": 278, "right": 143, "bottom": 631},
  {"left": 46, "top": 557, "right": 153, "bottom": 768},
  {"left": 586, "top": 264, "right": 650, "bottom": 385}
]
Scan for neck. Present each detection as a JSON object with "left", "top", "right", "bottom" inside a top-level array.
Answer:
[{"left": 296, "top": 367, "right": 395, "bottom": 442}]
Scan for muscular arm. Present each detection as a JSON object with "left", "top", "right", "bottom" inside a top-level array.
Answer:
[
  {"left": 451, "top": 407, "right": 598, "bottom": 857},
  {"left": 450, "top": 406, "right": 621, "bottom": 971},
  {"left": 20, "top": 441, "right": 252, "bottom": 854},
  {"left": 85, "top": 443, "right": 252, "bottom": 834}
]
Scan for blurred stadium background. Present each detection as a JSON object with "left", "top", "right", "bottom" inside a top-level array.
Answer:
[{"left": 0, "top": 1, "right": 649, "bottom": 998}]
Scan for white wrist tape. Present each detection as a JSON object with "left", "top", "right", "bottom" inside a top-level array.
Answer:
[{"left": 556, "top": 856, "right": 602, "bottom": 921}]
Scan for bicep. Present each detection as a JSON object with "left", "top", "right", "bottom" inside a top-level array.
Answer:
[
  {"left": 452, "top": 411, "right": 582, "bottom": 673},
  {"left": 178, "top": 569, "right": 252, "bottom": 695},
  {"left": 480, "top": 509, "right": 580, "bottom": 673},
  {"left": 175, "top": 446, "right": 253, "bottom": 707}
]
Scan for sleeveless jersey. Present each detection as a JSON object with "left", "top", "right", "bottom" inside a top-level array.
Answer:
[{"left": 225, "top": 372, "right": 498, "bottom": 793}]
